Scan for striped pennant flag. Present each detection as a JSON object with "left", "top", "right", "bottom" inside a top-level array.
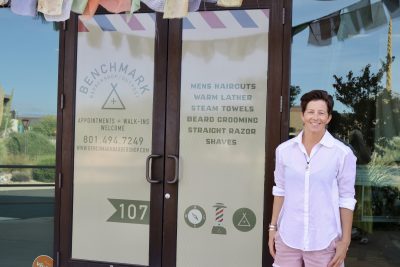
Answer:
[
  {"left": 132, "top": 0, "right": 141, "bottom": 13},
  {"left": 163, "top": 0, "right": 189, "bottom": 18},
  {"left": 84, "top": 0, "right": 101, "bottom": 17},
  {"left": 100, "top": 0, "right": 131, "bottom": 13},
  {"left": 141, "top": 0, "right": 164, "bottom": 12},
  {"left": 38, "top": 0, "right": 63, "bottom": 15},
  {"left": 72, "top": 0, "right": 89, "bottom": 14},
  {"left": 11, "top": 0, "right": 38, "bottom": 16},
  {"left": 45, "top": 0, "right": 73, "bottom": 21},
  {"left": 217, "top": 0, "right": 243, "bottom": 7}
]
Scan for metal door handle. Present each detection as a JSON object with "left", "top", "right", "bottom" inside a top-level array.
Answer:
[
  {"left": 145, "top": 154, "right": 161, "bottom": 184},
  {"left": 167, "top": 155, "right": 179, "bottom": 184}
]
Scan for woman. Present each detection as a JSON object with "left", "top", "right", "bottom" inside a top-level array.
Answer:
[{"left": 268, "top": 90, "right": 357, "bottom": 267}]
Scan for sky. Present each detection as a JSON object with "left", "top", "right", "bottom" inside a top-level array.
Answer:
[
  {"left": 0, "top": 1, "right": 398, "bottom": 115},
  {"left": 292, "top": 0, "right": 400, "bottom": 111},
  {"left": 0, "top": 8, "right": 59, "bottom": 117}
]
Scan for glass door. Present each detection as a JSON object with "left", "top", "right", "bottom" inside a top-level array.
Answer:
[
  {"left": 72, "top": 12, "right": 157, "bottom": 265},
  {"left": 58, "top": 10, "right": 167, "bottom": 267},
  {"left": 0, "top": 7, "right": 59, "bottom": 267},
  {"left": 176, "top": 9, "right": 269, "bottom": 267},
  {"left": 178, "top": 9, "right": 269, "bottom": 267},
  {"left": 57, "top": 1, "right": 289, "bottom": 267},
  {"left": 162, "top": 1, "right": 288, "bottom": 266}
]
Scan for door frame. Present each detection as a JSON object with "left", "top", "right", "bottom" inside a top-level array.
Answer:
[
  {"left": 55, "top": 1, "right": 292, "bottom": 266},
  {"left": 56, "top": 6, "right": 169, "bottom": 267},
  {"left": 161, "top": 1, "right": 292, "bottom": 266}
]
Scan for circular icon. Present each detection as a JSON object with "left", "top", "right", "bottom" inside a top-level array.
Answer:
[
  {"left": 232, "top": 208, "right": 256, "bottom": 232},
  {"left": 32, "top": 255, "right": 53, "bottom": 267},
  {"left": 184, "top": 205, "right": 206, "bottom": 228}
]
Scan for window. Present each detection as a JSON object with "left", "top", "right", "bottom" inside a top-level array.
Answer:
[
  {"left": 0, "top": 8, "right": 58, "bottom": 266},
  {"left": 291, "top": 1, "right": 400, "bottom": 266}
]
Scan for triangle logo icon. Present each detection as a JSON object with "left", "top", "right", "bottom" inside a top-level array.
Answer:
[
  {"left": 238, "top": 213, "right": 251, "bottom": 227},
  {"left": 102, "top": 83, "right": 125, "bottom": 110}
]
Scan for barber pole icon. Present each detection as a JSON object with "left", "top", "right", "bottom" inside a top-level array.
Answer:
[{"left": 211, "top": 203, "right": 227, "bottom": 235}]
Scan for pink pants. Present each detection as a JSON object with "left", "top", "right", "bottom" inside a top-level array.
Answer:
[{"left": 273, "top": 232, "right": 344, "bottom": 267}]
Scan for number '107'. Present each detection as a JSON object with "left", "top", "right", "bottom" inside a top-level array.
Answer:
[{"left": 119, "top": 203, "right": 148, "bottom": 221}]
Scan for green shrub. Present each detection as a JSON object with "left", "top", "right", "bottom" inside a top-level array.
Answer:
[
  {"left": 5, "top": 132, "right": 55, "bottom": 159},
  {"left": 11, "top": 171, "right": 31, "bottom": 182},
  {"left": 0, "top": 140, "right": 7, "bottom": 163},
  {"left": 32, "top": 157, "right": 55, "bottom": 183},
  {"left": 31, "top": 115, "right": 57, "bottom": 137}
]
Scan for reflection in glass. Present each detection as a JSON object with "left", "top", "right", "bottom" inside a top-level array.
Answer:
[
  {"left": 0, "top": 8, "right": 58, "bottom": 267},
  {"left": 292, "top": 1, "right": 400, "bottom": 266}
]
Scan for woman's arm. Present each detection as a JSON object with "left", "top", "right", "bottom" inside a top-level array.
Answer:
[
  {"left": 269, "top": 147, "right": 285, "bottom": 258},
  {"left": 328, "top": 208, "right": 353, "bottom": 267},
  {"left": 339, "top": 208, "right": 353, "bottom": 245},
  {"left": 329, "top": 149, "right": 357, "bottom": 267},
  {"left": 268, "top": 195, "right": 284, "bottom": 258}
]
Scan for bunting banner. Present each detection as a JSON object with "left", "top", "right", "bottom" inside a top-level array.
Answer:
[
  {"left": 292, "top": 22, "right": 308, "bottom": 37},
  {"left": 189, "top": 0, "right": 202, "bottom": 12},
  {"left": 131, "top": 0, "right": 141, "bottom": 13},
  {"left": 217, "top": 0, "right": 243, "bottom": 7},
  {"left": 357, "top": 0, "right": 373, "bottom": 29},
  {"left": 383, "top": 0, "right": 400, "bottom": 17},
  {"left": 337, "top": 0, "right": 387, "bottom": 40},
  {"left": 337, "top": 0, "right": 369, "bottom": 40},
  {"left": 163, "top": 0, "right": 189, "bottom": 18},
  {"left": 3, "top": 0, "right": 396, "bottom": 33},
  {"left": 38, "top": 0, "right": 63, "bottom": 15},
  {"left": 141, "top": 0, "right": 164, "bottom": 12},
  {"left": 336, "top": 12, "right": 360, "bottom": 40},
  {"left": 308, "top": 11, "right": 340, "bottom": 46},
  {"left": 294, "top": 0, "right": 396, "bottom": 42},
  {"left": 44, "top": 0, "right": 73, "bottom": 21},
  {"left": 365, "top": 1, "right": 387, "bottom": 31},
  {"left": 84, "top": 0, "right": 101, "bottom": 17},
  {"left": 10, "top": 0, "right": 38, "bottom": 17},
  {"left": 72, "top": 0, "right": 89, "bottom": 14},
  {"left": 100, "top": 0, "right": 132, "bottom": 13}
]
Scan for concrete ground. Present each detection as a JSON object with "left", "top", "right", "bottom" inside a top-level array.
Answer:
[
  {"left": 0, "top": 187, "right": 54, "bottom": 267},
  {"left": 1, "top": 218, "right": 399, "bottom": 267},
  {"left": 346, "top": 229, "right": 400, "bottom": 267},
  {"left": 0, "top": 217, "right": 53, "bottom": 267},
  {"left": 0, "top": 187, "right": 399, "bottom": 266}
]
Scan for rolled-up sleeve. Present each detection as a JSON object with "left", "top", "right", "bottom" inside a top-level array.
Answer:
[
  {"left": 337, "top": 150, "right": 357, "bottom": 210},
  {"left": 272, "top": 147, "right": 285, "bottom": 196}
]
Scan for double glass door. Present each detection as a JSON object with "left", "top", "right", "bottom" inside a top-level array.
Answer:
[{"left": 58, "top": 1, "right": 287, "bottom": 266}]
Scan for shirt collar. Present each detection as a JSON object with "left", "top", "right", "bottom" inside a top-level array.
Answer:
[{"left": 294, "top": 130, "right": 335, "bottom": 148}]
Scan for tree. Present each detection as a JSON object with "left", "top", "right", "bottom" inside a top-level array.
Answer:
[
  {"left": 32, "top": 156, "right": 55, "bottom": 183},
  {"left": 290, "top": 85, "right": 301, "bottom": 107},
  {"left": 31, "top": 115, "right": 57, "bottom": 137},
  {"left": 332, "top": 57, "right": 396, "bottom": 149},
  {"left": 375, "top": 90, "right": 400, "bottom": 140},
  {"left": 0, "top": 88, "right": 14, "bottom": 136},
  {"left": 5, "top": 132, "right": 55, "bottom": 160}
]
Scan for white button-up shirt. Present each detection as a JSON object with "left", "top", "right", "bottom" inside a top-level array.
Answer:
[{"left": 273, "top": 130, "right": 357, "bottom": 251}]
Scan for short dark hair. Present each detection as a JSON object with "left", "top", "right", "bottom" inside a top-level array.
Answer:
[{"left": 300, "top": 90, "right": 334, "bottom": 115}]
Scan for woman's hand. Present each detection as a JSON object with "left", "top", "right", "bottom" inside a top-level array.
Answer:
[
  {"left": 268, "top": 230, "right": 277, "bottom": 258},
  {"left": 328, "top": 239, "right": 349, "bottom": 267}
]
